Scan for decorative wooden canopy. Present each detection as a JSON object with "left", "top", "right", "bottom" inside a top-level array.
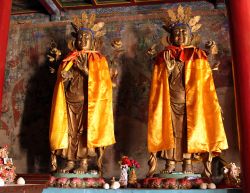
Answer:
[
  {"left": 47, "top": 0, "right": 217, "bottom": 10},
  {"left": 11, "top": 0, "right": 224, "bottom": 15}
]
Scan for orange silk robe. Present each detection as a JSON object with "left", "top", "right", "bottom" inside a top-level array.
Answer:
[
  {"left": 50, "top": 50, "right": 115, "bottom": 151},
  {"left": 148, "top": 46, "right": 228, "bottom": 154}
]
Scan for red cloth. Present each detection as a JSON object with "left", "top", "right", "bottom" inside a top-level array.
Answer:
[{"left": 0, "top": 0, "right": 12, "bottom": 114}]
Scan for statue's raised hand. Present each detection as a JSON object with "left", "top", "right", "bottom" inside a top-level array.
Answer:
[
  {"left": 76, "top": 53, "right": 88, "bottom": 75},
  {"left": 205, "top": 40, "right": 218, "bottom": 55},
  {"left": 61, "top": 70, "right": 73, "bottom": 81},
  {"left": 163, "top": 50, "right": 175, "bottom": 72}
]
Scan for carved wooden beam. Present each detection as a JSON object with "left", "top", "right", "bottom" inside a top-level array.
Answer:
[
  {"left": 91, "top": 0, "right": 97, "bottom": 6},
  {"left": 39, "top": 0, "right": 61, "bottom": 20}
]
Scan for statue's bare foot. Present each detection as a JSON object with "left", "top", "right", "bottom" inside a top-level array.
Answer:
[
  {"left": 162, "top": 160, "right": 176, "bottom": 174},
  {"left": 165, "top": 165, "right": 175, "bottom": 174},
  {"left": 50, "top": 152, "right": 57, "bottom": 172},
  {"left": 74, "top": 159, "right": 88, "bottom": 174},
  {"left": 60, "top": 160, "right": 75, "bottom": 173},
  {"left": 74, "top": 166, "right": 87, "bottom": 174},
  {"left": 183, "top": 159, "right": 193, "bottom": 174},
  {"left": 50, "top": 164, "right": 57, "bottom": 173}
]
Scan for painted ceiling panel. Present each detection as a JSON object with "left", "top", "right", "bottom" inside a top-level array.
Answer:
[
  {"left": 57, "top": 0, "right": 131, "bottom": 7},
  {"left": 57, "top": 0, "right": 92, "bottom": 6},
  {"left": 12, "top": 0, "right": 46, "bottom": 14},
  {"left": 96, "top": 0, "right": 130, "bottom": 2},
  {"left": 52, "top": 0, "right": 165, "bottom": 9},
  {"left": 59, "top": 0, "right": 92, "bottom": 4},
  {"left": 11, "top": 0, "right": 219, "bottom": 14}
]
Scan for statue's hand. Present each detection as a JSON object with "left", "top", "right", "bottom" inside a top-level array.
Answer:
[
  {"left": 49, "top": 67, "right": 55, "bottom": 74},
  {"left": 61, "top": 70, "right": 73, "bottom": 81},
  {"left": 77, "top": 53, "right": 89, "bottom": 76},
  {"left": 163, "top": 51, "right": 175, "bottom": 72},
  {"left": 82, "top": 63, "right": 89, "bottom": 76},
  {"left": 147, "top": 44, "right": 157, "bottom": 56},
  {"left": 110, "top": 67, "right": 118, "bottom": 87},
  {"left": 205, "top": 40, "right": 218, "bottom": 55},
  {"left": 110, "top": 67, "right": 118, "bottom": 79}
]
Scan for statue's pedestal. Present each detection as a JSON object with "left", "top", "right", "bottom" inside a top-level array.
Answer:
[
  {"left": 143, "top": 173, "right": 204, "bottom": 189},
  {"left": 157, "top": 172, "right": 201, "bottom": 179},
  {"left": 53, "top": 172, "right": 100, "bottom": 179},
  {"left": 50, "top": 172, "right": 104, "bottom": 188},
  {"left": 43, "top": 188, "right": 242, "bottom": 193}
]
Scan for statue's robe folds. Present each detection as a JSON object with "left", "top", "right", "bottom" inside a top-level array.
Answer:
[
  {"left": 148, "top": 45, "right": 228, "bottom": 154},
  {"left": 50, "top": 50, "right": 115, "bottom": 153}
]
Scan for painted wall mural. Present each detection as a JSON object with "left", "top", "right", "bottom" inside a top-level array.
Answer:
[{"left": 1, "top": 2, "right": 238, "bottom": 178}]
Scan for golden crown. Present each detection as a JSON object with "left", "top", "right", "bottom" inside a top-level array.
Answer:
[
  {"left": 71, "top": 12, "right": 106, "bottom": 38},
  {"left": 163, "top": 5, "right": 202, "bottom": 33}
]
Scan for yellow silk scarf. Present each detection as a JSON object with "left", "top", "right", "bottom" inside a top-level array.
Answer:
[
  {"left": 50, "top": 51, "right": 115, "bottom": 151},
  {"left": 148, "top": 46, "right": 228, "bottom": 153}
]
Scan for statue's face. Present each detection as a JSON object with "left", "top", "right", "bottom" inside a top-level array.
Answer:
[
  {"left": 171, "top": 25, "right": 191, "bottom": 46},
  {"left": 76, "top": 30, "right": 93, "bottom": 50}
]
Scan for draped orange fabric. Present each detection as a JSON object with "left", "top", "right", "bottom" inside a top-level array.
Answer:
[
  {"left": 148, "top": 46, "right": 228, "bottom": 153},
  {"left": 50, "top": 51, "right": 115, "bottom": 151}
]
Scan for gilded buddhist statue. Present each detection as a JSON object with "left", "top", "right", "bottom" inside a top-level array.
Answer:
[
  {"left": 147, "top": 5, "right": 228, "bottom": 177},
  {"left": 49, "top": 13, "right": 115, "bottom": 175}
]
